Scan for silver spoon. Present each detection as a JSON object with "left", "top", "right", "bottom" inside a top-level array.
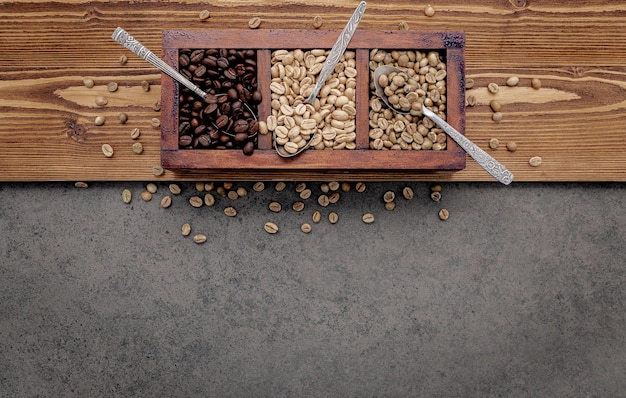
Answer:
[{"left": 373, "top": 65, "right": 514, "bottom": 185}]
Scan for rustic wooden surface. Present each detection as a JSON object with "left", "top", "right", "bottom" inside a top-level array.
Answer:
[{"left": 1, "top": 0, "right": 626, "bottom": 182}]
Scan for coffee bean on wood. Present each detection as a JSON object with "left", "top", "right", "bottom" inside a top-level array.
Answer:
[{"left": 177, "top": 48, "right": 262, "bottom": 155}]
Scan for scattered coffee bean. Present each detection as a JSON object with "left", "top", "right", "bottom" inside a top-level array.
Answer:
[
  {"left": 253, "top": 182, "right": 265, "bottom": 192},
  {"left": 181, "top": 223, "right": 191, "bottom": 236},
  {"left": 141, "top": 80, "right": 150, "bottom": 92},
  {"left": 150, "top": 118, "right": 160, "bottom": 128},
  {"left": 489, "top": 138, "right": 500, "bottom": 149},
  {"left": 318, "top": 195, "right": 330, "bottom": 207},
  {"left": 161, "top": 196, "right": 172, "bottom": 208},
  {"left": 430, "top": 191, "right": 442, "bottom": 201},
  {"left": 312, "top": 211, "right": 322, "bottom": 223},
  {"left": 223, "top": 182, "right": 234, "bottom": 190},
  {"left": 424, "top": 4, "right": 435, "bottom": 17},
  {"left": 355, "top": 182, "right": 366, "bottom": 193},
  {"left": 488, "top": 83, "right": 499, "bottom": 94},
  {"left": 121, "top": 189, "right": 132, "bottom": 204},
  {"left": 132, "top": 142, "right": 143, "bottom": 154},
  {"left": 195, "top": 182, "right": 205, "bottom": 192},
  {"left": 438, "top": 208, "right": 450, "bottom": 220},
  {"left": 292, "top": 201, "right": 305, "bottom": 212},
  {"left": 402, "top": 187, "right": 414, "bottom": 200},
  {"left": 199, "top": 9, "right": 210, "bottom": 20},
  {"left": 107, "top": 82, "right": 118, "bottom": 92},
  {"left": 490, "top": 100, "right": 502, "bottom": 112},
  {"left": 193, "top": 234, "right": 207, "bottom": 244},
  {"left": 224, "top": 206, "right": 237, "bottom": 217},
  {"left": 320, "top": 184, "right": 330, "bottom": 194},
  {"left": 328, "top": 212, "right": 339, "bottom": 224},
  {"left": 531, "top": 78, "right": 542, "bottom": 89},
  {"left": 95, "top": 116, "right": 105, "bottom": 126},
  {"left": 383, "top": 191, "right": 395, "bottom": 203},
  {"left": 204, "top": 193, "right": 216, "bottom": 206},
  {"left": 216, "top": 186, "right": 226, "bottom": 197},
  {"left": 152, "top": 165, "right": 164, "bottom": 176},
  {"left": 506, "top": 141, "right": 518, "bottom": 152},
  {"left": 398, "top": 21, "right": 409, "bottom": 30},
  {"left": 152, "top": 101, "right": 161, "bottom": 112},
  {"left": 275, "top": 182, "right": 286, "bottom": 191},
  {"left": 189, "top": 196, "right": 203, "bottom": 207},
  {"left": 328, "top": 192, "right": 340, "bottom": 204},
  {"left": 492, "top": 112, "right": 503, "bottom": 122},
  {"left": 506, "top": 76, "right": 519, "bottom": 86},
  {"left": 295, "top": 182, "right": 307, "bottom": 193},
  {"left": 83, "top": 78, "right": 95, "bottom": 88},
  {"left": 431, "top": 184, "right": 442, "bottom": 192},
  {"left": 118, "top": 112, "right": 128, "bottom": 124},
  {"left": 269, "top": 201, "right": 282, "bottom": 212},
  {"left": 301, "top": 223, "right": 312, "bottom": 233},
  {"left": 341, "top": 182, "right": 351, "bottom": 193},
  {"left": 328, "top": 181, "right": 340, "bottom": 191},
  {"left": 236, "top": 187, "right": 248, "bottom": 197},
  {"left": 312, "top": 15, "right": 323, "bottom": 29},
  {"left": 95, "top": 96, "right": 107, "bottom": 106},
  {"left": 205, "top": 182, "right": 214, "bottom": 191},
  {"left": 130, "top": 128, "right": 141, "bottom": 140},
  {"left": 101, "top": 144, "right": 114, "bottom": 158},
  {"left": 74, "top": 181, "right": 88, "bottom": 188},
  {"left": 466, "top": 95, "right": 476, "bottom": 107},
  {"left": 146, "top": 183, "right": 157, "bottom": 193},
  {"left": 169, "top": 184, "right": 181, "bottom": 195},
  {"left": 465, "top": 78, "right": 475, "bottom": 89},
  {"left": 119, "top": 55, "right": 128, "bottom": 65},
  {"left": 299, "top": 189, "right": 312, "bottom": 200},
  {"left": 227, "top": 190, "right": 239, "bottom": 200},
  {"left": 362, "top": 213, "right": 375, "bottom": 224},
  {"left": 529, "top": 156, "right": 542, "bottom": 167},
  {"left": 248, "top": 17, "right": 261, "bottom": 29},
  {"left": 385, "top": 201, "right": 396, "bottom": 211},
  {"left": 141, "top": 191, "right": 153, "bottom": 201},
  {"left": 264, "top": 222, "right": 279, "bottom": 234}
]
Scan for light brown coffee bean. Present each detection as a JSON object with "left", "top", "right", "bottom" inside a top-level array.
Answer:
[
  {"left": 489, "top": 138, "right": 500, "bottom": 149},
  {"left": 383, "top": 191, "right": 395, "bottom": 203},
  {"left": 83, "top": 78, "right": 95, "bottom": 88},
  {"left": 313, "top": 15, "right": 323, "bottom": 29},
  {"left": 130, "top": 128, "right": 141, "bottom": 140},
  {"left": 355, "top": 182, "right": 366, "bottom": 192},
  {"left": 141, "top": 80, "right": 150, "bottom": 92},
  {"left": 264, "top": 222, "right": 279, "bottom": 234},
  {"left": 152, "top": 165, "right": 164, "bottom": 176},
  {"left": 253, "top": 182, "right": 265, "bottom": 192},
  {"left": 146, "top": 183, "right": 157, "bottom": 193},
  {"left": 402, "top": 187, "right": 414, "bottom": 200},
  {"left": 506, "top": 76, "right": 520, "bottom": 86},
  {"left": 121, "top": 189, "right": 132, "bottom": 204},
  {"left": 362, "top": 213, "right": 375, "bottom": 224},
  {"left": 466, "top": 95, "right": 476, "bottom": 107},
  {"left": 275, "top": 182, "right": 286, "bottom": 191},
  {"left": 141, "top": 191, "right": 152, "bottom": 201},
  {"left": 312, "top": 210, "right": 322, "bottom": 223},
  {"left": 292, "top": 201, "right": 305, "bottom": 212},
  {"left": 529, "top": 156, "right": 542, "bottom": 167},
  {"left": 248, "top": 17, "right": 261, "bottom": 29},
  {"left": 189, "top": 196, "right": 203, "bottom": 208},
  {"left": 295, "top": 182, "right": 307, "bottom": 193},
  {"left": 431, "top": 191, "right": 442, "bottom": 202},
  {"left": 95, "top": 96, "right": 107, "bottom": 106},
  {"left": 150, "top": 118, "right": 161, "bottom": 128},
  {"left": 328, "top": 192, "right": 340, "bottom": 204},
  {"left": 195, "top": 182, "right": 205, "bottom": 192},
  {"left": 74, "top": 181, "right": 88, "bottom": 188},
  {"left": 169, "top": 184, "right": 181, "bottom": 195},
  {"left": 269, "top": 201, "right": 282, "bottom": 212},
  {"left": 119, "top": 55, "right": 128, "bottom": 65},
  {"left": 341, "top": 182, "right": 351, "bottom": 192},
  {"left": 328, "top": 212, "right": 339, "bottom": 224},
  {"left": 160, "top": 195, "right": 172, "bottom": 208},
  {"left": 132, "top": 142, "right": 143, "bottom": 154},
  {"left": 107, "top": 82, "right": 118, "bottom": 92},
  {"left": 385, "top": 201, "right": 396, "bottom": 211},
  {"left": 531, "top": 78, "right": 542, "bottom": 90},
  {"left": 224, "top": 206, "right": 237, "bottom": 217},
  {"left": 181, "top": 223, "right": 191, "bottom": 236},
  {"left": 205, "top": 182, "right": 214, "bottom": 192},
  {"left": 204, "top": 193, "right": 215, "bottom": 206},
  {"left": 299, "top": 189, "right": 312, "bottom": 200},
  {"left": 431, "top": 184, "right": 442, "bottom": 192},
  {"left": 101, "top": 144, "right": 114, "bottom": 158},
  {"left": 95, "top": 116, "right": 105, "bottom": 126},
  {"left": 152, "top": 101, "right": 161, "bottom": 112},
  {"left": 490, "top": 100, "right": 502, "bottom": 112},
  {"left": 118, "top": 112, "right": 128, "bottom": 124},
  {"left": 506, "top": 141, "right": 518, "bottom": 152},
  {"left": 438, "top": 208, "right": 450, "bottom": 220},
  {"left": 465, "top": 78, "right": 475, "bottom": 89},
  {"left": 328, "top": 181, "right": 340, "bottom": 191},
  {"left": 301, "top": 223, "right": 312, "bottom": 233},
  {"left": 199, "top": 9, "right": 210, "bottom": 20},
  {"left": 398, "top": 21, "right": 409, "bottom": 30},
  {"left": 193, "top": 234, "right": 207, "bottom": 244},
  {"left": 227, "top": 190, "right": 239, "bottom": 200},
  {"left": 236, "top": 187, "right": 248, "bottom": 197},
  {"left": 424, "top": 4, "right": 435, "bottom": 16},
  {"left": 487, "top": 83, "right": 499, "bottom": 93},
  {"left": 317, "top": 195, "right": 330, "bottom": 207}
]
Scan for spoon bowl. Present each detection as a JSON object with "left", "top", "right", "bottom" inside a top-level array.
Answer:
[{"left": 373, "top": 65, "right": 412, "bottom": 115}]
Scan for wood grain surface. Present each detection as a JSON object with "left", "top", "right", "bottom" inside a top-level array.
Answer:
[{"left": 1, "top": 0, "right": 626, "bottom": 181}]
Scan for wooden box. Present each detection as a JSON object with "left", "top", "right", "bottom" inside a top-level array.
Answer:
[{"left": 160, "top": 30, "right": 466, "bottom": 172}]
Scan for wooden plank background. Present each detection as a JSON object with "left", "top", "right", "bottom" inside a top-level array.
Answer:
[{"left": 1, "top": 0, "right": 626, "bottom": 182}]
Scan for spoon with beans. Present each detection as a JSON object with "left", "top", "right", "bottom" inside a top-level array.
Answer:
[{"left": 373, "top": 65, "right": 514, "bottom": 185}]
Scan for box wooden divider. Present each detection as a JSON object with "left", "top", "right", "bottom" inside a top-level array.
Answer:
[{"left": 161, "top": 30, "right": 466, "bottom": 172}]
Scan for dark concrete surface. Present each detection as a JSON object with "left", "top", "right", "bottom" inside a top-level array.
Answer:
[{"left": 0, "top": 181, "right": 624, "bottom": 397}]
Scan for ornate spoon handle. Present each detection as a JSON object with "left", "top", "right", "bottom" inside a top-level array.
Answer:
[
  {"left": 422, "top": 105, "right": 514, "bottom": 185},
  {"left": 111, "top": 27, "right": 208, "bottom": 100},
  {"left": 305, "top": 1, "right": 367, "bottom": 103}
]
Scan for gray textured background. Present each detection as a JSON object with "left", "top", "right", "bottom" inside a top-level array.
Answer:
[{"left": 1, "top": 181, "right": 624, "bottom": 397}]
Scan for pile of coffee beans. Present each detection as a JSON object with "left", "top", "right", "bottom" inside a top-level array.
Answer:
[{"left": 177, "top": 48, "right": 262, "bottom": 155}]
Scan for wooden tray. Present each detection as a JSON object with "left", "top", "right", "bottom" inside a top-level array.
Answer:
[{"left": 160, "top": 29, "right": 466, "bottom": 172}]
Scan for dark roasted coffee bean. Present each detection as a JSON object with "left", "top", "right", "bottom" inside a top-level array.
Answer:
[
  {"left": 179, "top": 54, "right": 190, "bottom": 67},
  {"left": 215, "top": 114, "right": 229, "bottom": 129},
  {"left": 252, "top": 91, "right": 262, "bottom": 103},
  {"left": 217, "top": 57, "right": 229, "bottom": 68},
  {"left": 224, "top": 68, "right": 237, "bottom": 80},
  {"left": 243, "top": 141, "right": 254, "bottom": 155},
  {"left": 194, "top": 65, "right": 206, "bottom": 77},
  {"left": 234, "top": 132, "right": 248, "bottom": 143},
  {"left": 234, "top": 120, "right": 249, "bottom": 133},
  {"left": 190, "top": 49, "right": 204, "bottom": 63},
  {"left": 179, "top": 135, "right": 192, "bottom": 146}
]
